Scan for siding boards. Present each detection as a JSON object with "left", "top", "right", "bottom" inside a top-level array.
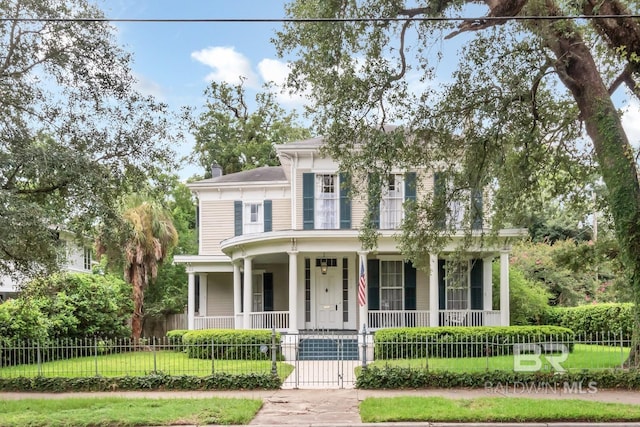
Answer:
[
  {"left": 206, "top": 273, "right": 234, "bottom": 316},
  {"left": 272, "top": 199, "right": 291, "bottom": 231},
  {"left": 200, "top": 200, "right": 235, "bottom": 255}
]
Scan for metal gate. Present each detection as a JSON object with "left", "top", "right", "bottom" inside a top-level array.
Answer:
[{"left": 280, "top": 331, "right": 364, "bottom": 389}]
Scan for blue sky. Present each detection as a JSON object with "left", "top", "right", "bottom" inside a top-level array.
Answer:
[
  {"left": 102, "top": 1, "right": 640, "bottom": 180},
  {"left": 104, "top": 1, "right": 296, "bottom": 179}
]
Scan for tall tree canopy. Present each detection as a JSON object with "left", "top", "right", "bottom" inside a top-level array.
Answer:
[
  {"left": 0, "top": 0, "right": 179, "bottom": 279},
  {"left": 191, "top": 79, "right": 310, "bottom": 177},
  {"left": 276, "top": 1, "right": 640, "bottom": 367}
]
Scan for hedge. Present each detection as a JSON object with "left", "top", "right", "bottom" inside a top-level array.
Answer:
[
  {"left": 542, "top": 303, "right": 634, "bottom": 341},
  {"left": 166, "top": 329, "right": 189, "bottom": 351},
  {"left": 356, "top": 365, "right": 640, "bottom": 390},
  {"left": 373, "top": 326, "right": 575, "bottom": 359},
  {"left": 182, "top": 329, "right": 281, "bottom": 360},
  {"left": 0, "top": 373, "right": 281, "bottom": 392}
]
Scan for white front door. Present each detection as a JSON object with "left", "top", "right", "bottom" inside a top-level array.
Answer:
[{"left": 316, "top": 269, "right": 342, "bottom": 329}]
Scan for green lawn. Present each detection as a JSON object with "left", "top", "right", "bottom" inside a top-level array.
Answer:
[
  {"left": 0, "top": 351, "right": 294, "bottom": 380},
  {"left": 368, "top": 344, "right": 629, "bottom": 371},
  {"left": 0, "top": 397, "right": 262, "bottom": 426},
  {"left": 360, "top": 396, "right": 640, "bottom": 423}
]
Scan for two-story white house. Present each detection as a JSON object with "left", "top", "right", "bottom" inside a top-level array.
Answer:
[
  {"left": 174, "top": 136, "right": 525, "bottom": 333},
  {"left": 0, "top": 230, "right": 94, "bottom": 301}
]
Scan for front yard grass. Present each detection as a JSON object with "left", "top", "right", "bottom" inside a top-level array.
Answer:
[
  {"left": 360, "top": 396, "right": 640, "bottom": 423},
  {"left": 0, "top": 351, "right": 294, "bottom": 381},
  {"left": 368, "top": 344, "right": 629, "bottom": 371},
  {"left": 0, "top": 397, "right": 262, "bottom": 427}
]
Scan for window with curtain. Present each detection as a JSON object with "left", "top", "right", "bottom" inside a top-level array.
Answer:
[
  {"left": 380, "top": 174, "right": 403, "bottom": 229},
  {"left": 445, "top": 260, "right": 469, "bottom": 310},
  {"left": 315, "top": 174, "right": 338, "bottom": 229},
  {"left": 243, "top": 202, "right": 263, "bottom": 234},
  {"left": 380, "top": 260, "right": 403, "bottom": 310}
]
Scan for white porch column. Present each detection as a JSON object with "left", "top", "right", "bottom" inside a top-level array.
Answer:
[
  {"left": 483, "top": 257, "right": 493, "bottom": 312},
  {"left": 198, "top": 274, "right": 208, "bottom": 316},
  {"left": 233, "top": 262, "right": 242, "bottom": 329},
  {"left": 357, "top": 251, "right": 368, "bottom": 331},
  {"left": 429, "top": 253, "right": 439, "bottom": 327},
  {"left": 187, "top": 272, "right": 195, "bottom": 330},
  {"left": 287, "top": 251, "right": 299, "bottom": 333},
  {"left": 243, "top": 256, "right": 253, "bottom": 329},
  {"left": 499, "top": 251, "right": 510, "bottom": 326}
]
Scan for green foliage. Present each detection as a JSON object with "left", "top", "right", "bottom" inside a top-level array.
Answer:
[
  {"left": 542, "top": 304, "right": 634, "bottom": 341},
  {"left": 191, "top": 79, "right": 310, "bottom": 177},
  {"left": 182, "top": 329, "right": 281, "bottom": 360},
  {"left": 0, "top": 373, "right": 281, "bottom": 392},
  {"left": 356, "top": 367, "right": 640, "bottom": 390},
  {"left": 21, "top": 273, "right": 132, "bottom": 340},
  {"left": 0, "top": 0, "right": 180, "bottom": 280},
  {"left": 166, "top": 329, "right": 189, "bottom": 351},
  {"left": 373, "top": 326, "right": 575, "bottom": 359},
  {"left": 492, "top": 262, "right": 550, "bottom": 325},
  {"left": 0, "top": 299, "right": 51, "bottom": 343}
]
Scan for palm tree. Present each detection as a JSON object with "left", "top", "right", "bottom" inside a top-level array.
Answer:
[{"left": 97, "top": 198, "right": 178, "bottom": 341}]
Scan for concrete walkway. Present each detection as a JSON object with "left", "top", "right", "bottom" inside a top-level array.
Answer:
[{"left": 2, "top": 388, "right": 640, "bottom": 426}]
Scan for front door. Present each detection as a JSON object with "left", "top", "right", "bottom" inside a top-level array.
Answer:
[{"left": 316, "top": 269, "right": 342, "bottom": 329}]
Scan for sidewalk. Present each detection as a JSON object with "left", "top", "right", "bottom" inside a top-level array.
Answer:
[{"left": 2, "top": 388, "right": 640, "bottom": 426}]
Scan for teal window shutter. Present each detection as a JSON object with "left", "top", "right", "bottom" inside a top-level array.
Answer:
[
  {"left": 471, "top": 188, "right": 483, "bottom": 230},
  {"left": 404, "top": 172, "right": 417, "bottom": 202},
  {"left": 302, "top": 173, "right": 314, "bottom": 230},
  {"left": 234, "top": 201, "right": 242, "bottom": 236},
  {"left": 264, "top": 272, "right": 274, "bottom": 312},
  {"left": 470, "top": 259, "right": 483, "bottom": 310},
  {"left": 434, "top": 172, "right": 446, "bottom": 229},
  {"left": 368, "top": 173, "right": 380, "bottom": 229},
  {"left": 339, "top": 172, "right": 351, "bottom": 229},
  {"left": 264, "top": 200, "right": 272, "bottom": 232},
  {"left": 404, "top": 260, "right": 416, "bottom": 310},
  {"left": 438, "top": 259, "right": 446, "bottom": 311},
  {"left": 367, "top": 259, "right": 380, "bottom": 310}
]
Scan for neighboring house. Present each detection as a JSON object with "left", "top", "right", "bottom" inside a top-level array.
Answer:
[
  {"left": 0, "top": 230, "right": 94, "bottom": 300},
  {"left": 174, "top": 136, "right": 525, "bottom": 333}
]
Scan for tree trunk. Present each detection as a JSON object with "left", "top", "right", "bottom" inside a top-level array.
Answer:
[
  {"left": 530, "top": 4, "right": 640, "bottom": 368},
  {"left": 131, "top": 266, "right": 145, "bottom": 342}
]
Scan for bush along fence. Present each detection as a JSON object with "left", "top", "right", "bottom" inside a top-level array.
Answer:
[{"left": 0, "top": 326, "right": 637, "bottom": 391}]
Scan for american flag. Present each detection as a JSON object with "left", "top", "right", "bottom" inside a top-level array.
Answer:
[{"left": 358, "top": 258, "right": 367, "bottom": 307}]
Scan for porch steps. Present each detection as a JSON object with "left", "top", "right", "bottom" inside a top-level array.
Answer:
[{"left": 297, "top": 338, "right": 359, "bottom": 360}]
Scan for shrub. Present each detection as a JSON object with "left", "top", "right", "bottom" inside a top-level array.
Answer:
[
  {"left": 356, "top": 366, "right": 640, "bottom": 390},
  {"left": 541, "top": 303, "right": 633, "bottom": 341},
  {"left": 373, "top": 326, "right": 575, "bottom": 360},
  {"left": 166, "top": 329, "right": 189, "bottom": 351},
  {"left": 492, "top": 263, "right": 550, "bottom": 325},
  {"left": 182, "top": 329, "right": 281, "bottom": 360}
]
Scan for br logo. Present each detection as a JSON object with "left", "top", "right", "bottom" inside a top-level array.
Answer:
[{"left": 513, "top": 343, "right": 569, "bottom": 372}]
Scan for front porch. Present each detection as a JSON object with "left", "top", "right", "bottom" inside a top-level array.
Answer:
[{"left": 192, "top": 308, "right": 503, "bottom": 331}]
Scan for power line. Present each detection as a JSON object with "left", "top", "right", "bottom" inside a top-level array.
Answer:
[{"left": 0, "top": 15, "right": 639, "bottom": 24}]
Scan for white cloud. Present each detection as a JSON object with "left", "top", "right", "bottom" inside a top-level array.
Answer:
[
  {"left": 257, "top": 58, "right": 306, "bottom": 106},
  {"left": 191, "top": 46, "right": 259, "bottom": 87}
]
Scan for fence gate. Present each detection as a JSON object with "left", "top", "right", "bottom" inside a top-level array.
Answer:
[{"left": 281, "top": 331, "right": 362, "bottom": 389}]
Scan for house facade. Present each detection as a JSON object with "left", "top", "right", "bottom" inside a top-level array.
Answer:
[{"left": 174, "top": 136, "right": 525, "bottom": 333}]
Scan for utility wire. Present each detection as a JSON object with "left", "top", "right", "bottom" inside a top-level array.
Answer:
[{"left": 0, "top": 15, "right": 639, "bottom": 23}]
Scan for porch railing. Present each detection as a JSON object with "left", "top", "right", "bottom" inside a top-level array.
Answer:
[
  {"left": 368, "top": 310, "right": 430, "bottom": 328},
  {"left": 439, "top": 310, "right": 501, "bottom": 327},
  {"left": 368, "top": 310, "right": 502, "bottom": 329},
  {"left": 250, "top": 311, "right": 289, "bottom": 330},
  {"left": 194, "top": 316, "right": 235, "bottom": 330}
]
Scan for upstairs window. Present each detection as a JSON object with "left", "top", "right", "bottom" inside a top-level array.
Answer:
[
  {"left": 243, "top": 202, "right": 263, "bottom": 234},
  {"left": 380, "top": 174, "right": 404, "bottom": 229},
  {"left": 83, "top": 248, "right": 92, "bottom": 271},
  {"left": 315, "top": 174, "right": 338, "bottom": 229}
]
